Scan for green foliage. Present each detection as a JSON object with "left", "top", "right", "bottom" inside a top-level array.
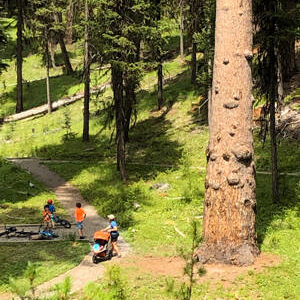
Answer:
[
  {"left": 62, "top": 105, "right": 76, "bottom": 142},
  {"left": 9, "top": 261, "right": 38, "bottom": 299},
  {"left": 83, "top": 266, "right": 128, "bottom": 300},
  {"left": 0, "top": 241, "right": 90, "bottom": 292},
  {"left": 51, "top": 276, "right": 72, "bottom": 300}
]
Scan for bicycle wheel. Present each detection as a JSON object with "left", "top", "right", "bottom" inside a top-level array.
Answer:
[{"left": 61, "top": 220, "right": 71, "bottom": 228}]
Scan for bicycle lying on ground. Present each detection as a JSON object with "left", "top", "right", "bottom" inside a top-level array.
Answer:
[
  {"left": 0, "top": 225, "right": 59, "bottom": 240},
  {"left": 52, "top": 215, "right": 71, "bottom": 228}
]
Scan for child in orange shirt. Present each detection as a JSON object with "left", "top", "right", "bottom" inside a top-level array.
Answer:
[
  {"left": 75, "top": 202, "right": 86, "bottom": 239},
  {"left": 43, "top": 205, "right": 52, "bottom": 229}
]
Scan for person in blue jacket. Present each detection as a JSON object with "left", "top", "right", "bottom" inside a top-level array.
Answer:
[{"left": 102, "top": 214, "right": 121, "bottom": 257}]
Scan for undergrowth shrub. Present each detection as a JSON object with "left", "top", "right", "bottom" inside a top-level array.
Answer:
[{"left": 83, "top": 266, "right": 128, "bottom": 300}]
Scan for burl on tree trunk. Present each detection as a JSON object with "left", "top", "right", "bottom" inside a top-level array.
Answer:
[{"left": 197, "top": 0, "right": 260, "bottom": 266}]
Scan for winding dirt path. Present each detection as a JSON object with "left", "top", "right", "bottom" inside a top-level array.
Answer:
[{"left": 9, "top": 158, "right": 130, "bottom": 295}]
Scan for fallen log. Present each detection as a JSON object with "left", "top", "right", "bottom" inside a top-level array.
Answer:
[{"left": 3, "top": 83, "right": 110, "bottom": 123}]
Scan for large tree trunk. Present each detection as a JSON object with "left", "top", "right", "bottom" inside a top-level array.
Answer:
[
  {"left": 55, "top": 13, "right": 73, "bottom": 75},
  {"left": 197, "top": 0, "right": 259, "bottom": 266},
  {"left": 83, "top": 0, "right": 90, "bottom": 142},
  {"left": 112, "top": 65, "right": 127, "bottom": 182},
  {"left": 16, "top": 0, "right": 23, "bottom": 113},
  {"left": 45, "top": 29, "right": 52, "bottom": 114},
  {"left": 65, "top": 0, "right": 74, "bottom": 44}
]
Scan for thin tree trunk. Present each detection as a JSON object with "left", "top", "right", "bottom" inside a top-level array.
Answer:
[
  {"left": 55, "top": 13, "right": 73, "bottom": 75},
  {"left": 156, "top": 0, "right": 163, "bottom": 110},
  {"left": 180, "top": 1, "right": 184, "bottom": 61},
  {"left": 48, "top": 39, "right": 56, "bottom": 69},
  {"left": 270, "top": 90, "right": 279, "bottom": 203},
  {"left": 112, "top": 65, "right": 127, "bottom": 182},
  {"left": 197, "top": 0, "right": 259, "bottom": 266},
  {"left": 45, "top": 29, "right": 52, "bottom": 114},
  {"left": 157, "top": 63, "right": 163, "bottom": 110},
  {"left": 276, "top": 47, "right": 284, "bottom": 107},
  {"left": 83, "top": 0, "right": 90, "bottom": 142},
  {"left": 16, "top": 0, "right": 23, "bottom": 113},
  {"left": 191, "top": 42, "right": 197, "bottom": 83},
  {"left": 65, "top": 0, "right": 74, "bottom": 44}
]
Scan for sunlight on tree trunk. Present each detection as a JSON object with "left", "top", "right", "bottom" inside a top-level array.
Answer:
[
  {"left": 83, "top": 0, "right": 90, "bottom": 142},
  {"left": 16, "top": 0, "right": 23, "bottom": 113},
  {"left": 197, "top": 0, "right": 259, "bottom": 266}
]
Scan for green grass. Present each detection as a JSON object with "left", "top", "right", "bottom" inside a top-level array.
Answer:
[
  {"left": 0, "top": 46, "right": 299, "bottom": 298},
  {"left": 0, "top": 241, "right": 90, "bottom": 292},
  {"left": 0, "top": 159, "right": 67, "bottom": 224}
]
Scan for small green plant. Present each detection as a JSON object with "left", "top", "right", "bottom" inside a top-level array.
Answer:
[
  {"left": 167, "top": 221, "right": 206, "bottom": 300},
  {"left": 62, "top": 106, "right": 76, "bottom": 142},
  {"left": 4, "top": 121, "right": 15, "bottom": 141},
  {"left": 9, "top": 261, "right": 39, "bottom": 300},
  {"left": 51, "top": 276, "right": 72, "bottom": 300},
  {"left": 107, "top": 265, "right": 128, "bottom": 300}
]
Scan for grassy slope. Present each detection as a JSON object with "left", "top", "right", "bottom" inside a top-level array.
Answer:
[
  {"left": 0, "top": 241, "right": 89, "bottom": 292},
  {"left": 0, "top": 159, "right": 68, "bottom": 224},
  {"left": 0, "top": 160, "right": 89, "bottom": 293},
  {"left": 0, "top": 59, "right": 299, "bottom": 299}
]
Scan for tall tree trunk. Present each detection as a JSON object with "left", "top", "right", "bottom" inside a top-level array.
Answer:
[
  {"left": 191, "top": 42, "right": 197, "bottom": 83},
  {"left": 16, "top": 0, "right": 23, "bottom": 113},
  {"left": 112, "top": 65, "right": 127, "bottom": 182},
  {"left": 180, "top": 1, "right": 184, "bottom": 61},
  {"left": 83, "top": 0, "right": 90, "bottom": 142},
  {"left": 48, "top": 39, "right": 56, "bottom": 69},
  {"left": 197, "top": 0, "right": 259, "bottom": 266},
  {"left": 55, "top": 13, "right": 73, "bottom": 75},
  {"left": 157, "top": 63, "right": 163, "bottom": 110},
  {"left": 269, "top": 90, "right": 279, "bottom": 203},
  {"left": 65, "top": 0, "right": 74, "bottom": 44},
  {"left": 156, "top": 0, "right": 163, "bottom": 110},
  {"left": 45, "top": 29, "right": 52, "bottom": 114},
  {"left": 270, "top": 46, "right": 279, "bottom": 203}
]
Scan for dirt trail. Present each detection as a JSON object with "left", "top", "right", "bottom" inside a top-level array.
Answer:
[{"left": 8, "top": 158, "right": 130, "bottom": 296}]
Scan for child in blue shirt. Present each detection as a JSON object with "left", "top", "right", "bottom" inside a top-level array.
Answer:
[
  {"left": 47, "top": 199, "right": 56, "bottom": 228},
  {"left": 102, "top": 214, "right": 121, "bottom": 257}
]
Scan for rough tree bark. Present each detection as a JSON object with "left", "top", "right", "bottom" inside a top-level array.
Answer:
[
  {"left": 112, "top": 64, "right": 127, "bottom": 182},
  {"left": 197, "top": 0, "right": 259, "bottom": 266},
  {"left": 83, "top": 0, "right": 90, "bottom": 142},
  {"left": 16, "top": 0, "right": 23, "bottom": 113}
]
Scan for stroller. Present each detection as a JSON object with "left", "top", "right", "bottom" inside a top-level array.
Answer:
[{"left": 92, "top": 231, "right": 113, "bottom": 264}]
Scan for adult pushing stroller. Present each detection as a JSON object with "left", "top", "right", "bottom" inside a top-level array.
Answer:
[{"left": 92, "top": 231, "right": 113, "bottom": 264}]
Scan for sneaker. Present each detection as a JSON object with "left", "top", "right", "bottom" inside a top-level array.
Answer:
[
  {"left": 117, "top": 254, "right": 122, "bottom": 258},
  {"left": 79, "top": 236, "right": 85, "bottom": 240}
]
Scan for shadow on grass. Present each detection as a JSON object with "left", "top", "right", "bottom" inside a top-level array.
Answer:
[
  {"left": 0, "top": 241, "right": 89, "bottom": 291},
  {"left": 256, "top": 173, "right": 300, "bottom": 247},
  {"left": 0, "top": 72, "right": 83, "bottom": 116}
]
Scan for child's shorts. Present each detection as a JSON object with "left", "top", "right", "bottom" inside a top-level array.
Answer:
[{"left": 76, "top": 221, "right": 84, "bottom": 229}]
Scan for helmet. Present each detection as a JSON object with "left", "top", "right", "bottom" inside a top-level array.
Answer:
[{"left": 47, "top": 199, "right": 53, "bottom": 204}]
